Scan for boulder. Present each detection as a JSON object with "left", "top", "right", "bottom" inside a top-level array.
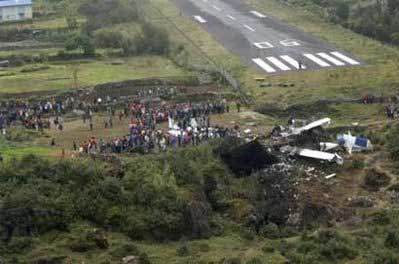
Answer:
[
  {"left": 184, "top": 194, "right": 212, "bottom": 239},
  {"left": 348, "top": 196, "right": 374, "bottom": 208},
  {"left": 122, "top": 255, "right": 138, "bottom": 264},
  {"left": 86, "top": 229, "right": 109, "bottom": 249}
]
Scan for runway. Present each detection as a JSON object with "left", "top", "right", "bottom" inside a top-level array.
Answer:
[{"left": 172, "top": 0, "right": 362, "bottom": 74}]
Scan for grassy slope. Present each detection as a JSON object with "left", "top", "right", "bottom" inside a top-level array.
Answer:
[
  {"left": 0, "top": 137, "right": 57, "bottom": 160},
  {"left": 0, "top": 56, "right": 192, "bottom": 94},
  {"left": 17, "top": 222, "right": 287, "bottom": 264}
]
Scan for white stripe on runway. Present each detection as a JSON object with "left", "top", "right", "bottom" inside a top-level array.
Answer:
[
  {"left": 304, "top": 54, "right": 330, "bottom": 67},
  {"left": 244, "top": 24, "right": 255, "bottom": 32},
  {"left": 280, "top": 55, "right": 306, "bottom": 69},
  {"left": 317, "top": 52, "right": 345, "bottom": 66},
  {"left": 212, "top": 5, "right": 221, "bottom": 11},
  {"left": 266, "top": 57, "right": 291, "bottom": 71},
  {"left": 227, "top": 15, "right": 236, "bottom": 20},
  {"left": 252, "top": 58, "right": 276, "bottom": 73},
  {"left": 331, "top": 52, "right": 360, "bottom": 65},
  {"left": 194, "top": 16, "right": 207, "bottom": 24},
  {"left": 250, "top": 10, "right": 267, "bottom": 18}
]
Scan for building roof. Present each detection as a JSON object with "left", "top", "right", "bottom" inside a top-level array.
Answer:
[{"left": 0, "top": 0, "right": 32, "bottom": 8}]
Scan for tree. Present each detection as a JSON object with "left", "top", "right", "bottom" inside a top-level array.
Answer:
[
  {"left": 391, "top": 32, "right": 399, "bottom": 45},
  {"left": 64, "top": 0, "right": 78, "bottom": 30},
  {"left": 65, "top": 32, "right": 95, "bottom": 56},
  {"left": 79, "top": 0, "right": 139, "bottom": 32},
  {"left": 71, "top": 63, "right": 80, "bottom": 89}
]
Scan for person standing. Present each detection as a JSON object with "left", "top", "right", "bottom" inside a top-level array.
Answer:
[{"left": 236, "top": 102, "right": 241, "bottom": 113}]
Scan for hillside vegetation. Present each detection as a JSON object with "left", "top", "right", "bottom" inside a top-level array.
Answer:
[{"left": 281, "top": 0, "right": 399, "bottom": 45}]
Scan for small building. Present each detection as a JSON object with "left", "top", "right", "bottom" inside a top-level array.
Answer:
[{"left": 0, "top": 0, "right": 32, "bottom": 23}]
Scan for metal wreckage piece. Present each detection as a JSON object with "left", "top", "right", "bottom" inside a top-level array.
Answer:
[{"left": 271, "top": 117, "right": 373, "bottom": 165}]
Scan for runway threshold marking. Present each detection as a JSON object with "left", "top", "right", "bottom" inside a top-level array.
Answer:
[
  {"left": 331, "top": 52, "right": 360, "bottom": 65},
  {"left": 250, "top": 10, "right": 267, "bottom": 18},
  {"left": 244, "top": 24, "right": 256, "bottom": 32},
  {"left": 266, "top": 57, "right": 291, "bottom": 71},
  {"left": 212, "top": 5, "right": 221, "bottom": 11},
  {"left": 280, "top": 55, "right": 306, "bottom": 69},
  {"left": 194, "top": 15, "right": 207, "bottom": 23},
  {"left": 252, "top": 58, "right": 276, "bottom": 73},
  {"left": 304, "top": 54, "right": 330, "bottom": 67},
  {"left": 317, "top": 52, "right": 345, "bottom": 66}
]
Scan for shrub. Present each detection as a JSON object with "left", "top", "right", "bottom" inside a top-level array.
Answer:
[
  {"left": 385, "top": 231, "right": 399, "bottom": 248},
  {"left": 93, "top": 29, "right": 126, "bottom": 49},
  {"left": 176, "top": 244, "right": 189, "bottom": 256},
  {"left": 387, "top": 124, "right": 399, "bottom": 160},
  {"left": 197, "top": 243, "right": 210, "bottom": 252},
  {"left": 139, "top": 253, "right": 152, "bottom": 264},
  {"left": 20, "top": 65, "right": 50, "bottom": 73},
  {"left": 352, "top": 159, "right": 365, "bottom": 170},
  {"left": 364, "top": 168, "right": 391, "bottom": 191},
  {"left": 65, "top": 32, "right": 95, "bottom": 56},
  {"left": 371, "top": 248, "right": 399, "bottom": 264},
  {"left": 110, "top": 243, "right": 140, "bottom": 258},
  {"left": 223, "top": 258, "right": 241, "bottom": 264},
  {"left": 1, "top": 237, "right": 33, "bottom": 254},
  {"left": 246, "top": 257, "right": 263, "bottom": 264},
  {"left": 371, "top": 210, "right": 391, "bottom": 225},
  {"left": 260, "top": 223, "right": 280, "bottom": 239},
  {"left": 69, "top": 237, "right": 95, "bottom": 253},
  {"left": 262, "top": 244, "right": 275, "bottom": 253}
]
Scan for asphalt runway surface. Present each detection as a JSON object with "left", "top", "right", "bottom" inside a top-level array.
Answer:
[{"left": 172, "top": 0, "right": 363, "bottom": 74}]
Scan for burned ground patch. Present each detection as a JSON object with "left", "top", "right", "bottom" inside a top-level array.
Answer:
[{"left": 219, "top": 139, "right": 279, "bottom": 176}]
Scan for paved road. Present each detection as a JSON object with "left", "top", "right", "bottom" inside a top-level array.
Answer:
[{"left": 172, "top": 0, "right": 362, "bottom": 74}]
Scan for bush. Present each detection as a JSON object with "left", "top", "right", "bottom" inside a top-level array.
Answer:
[
  {"left": 371, "top": 210, "right": 391, "bottom": 225},
  {"left": 387, "top": 124, "right": 399, "bottom": 160},
  {"left": 0, "top": 237, "right": 33, "bottom": 254},
  {"left": 223, "top": 258, "right": 241, "bottom": 264},
  {"left": 110, "top": 243, "right": 140, "bottom": 259},
  {"left": 79, "top": 0, "right": 139, "bottom": 31},
  {"left": 176, "top": 244, "right": 189, "bottom": 256},
  {"left": 385, "top": 231, "right": 399, "bottom": 248},
  {"left": 364, "top": 168, "right": 391, "bottom": 191},
  {"left": 351, "top": 159, "right": 365, "bottom": 170},
  {"left": 246, "top": 258, "right": 263, "bottom": 264},
  {"left": 69, "top": 237, "right": 96, "bottom": 252},
  {"left": 260, "top": 223, "right": 280, "bottom": 239},
  {"left": 262, "top": 243, "right": 275, "bottom": 253},
  {"left": 65, "top": 32, "right": 95, "bottom": 56},
  {"left": 371, "top": 248, "right": 399, "bottom": 264},
  {"left": 139, "top": 253, "right": 152, "bottom": 264},
  {"left": 20, "top": 65, "right": 50, "bottom": 73},
  {"left": 93, "top": 29, "right": 126, "bottom": 49}
]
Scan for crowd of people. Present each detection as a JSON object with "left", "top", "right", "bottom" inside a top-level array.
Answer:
[
  {"left": 77, "top": 100, "right": 238, "bottom": 155},
  {"left": 0, "top": 86, "right": 183, "bottom": 134},
  {"left": 0, "top": 87, "right": 240, "bottom": 156}
]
